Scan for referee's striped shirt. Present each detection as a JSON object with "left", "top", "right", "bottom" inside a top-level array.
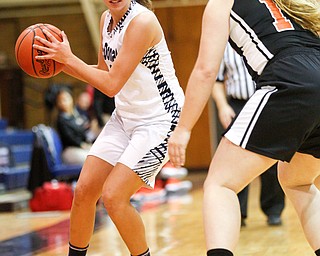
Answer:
[{"left": 217, "top": 44, "right": 256, "bottom": 101}]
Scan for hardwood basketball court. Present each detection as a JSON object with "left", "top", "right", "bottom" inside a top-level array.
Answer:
[{"left": 0, "top": 171, "right": 316, "bottom": 256}]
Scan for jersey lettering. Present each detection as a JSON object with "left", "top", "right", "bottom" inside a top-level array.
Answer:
[
  {"left": 259, "top": 0, "right": 294, "bottom": 32},
  {"left": 103, "top": 42, "right": 118, "bottom": 62}
]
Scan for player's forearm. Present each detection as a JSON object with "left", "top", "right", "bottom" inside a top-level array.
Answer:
[
  {"left": 62, "top": 64, "right": 98, "bottom": 83},
  {"left": 64, "top": 55, "right": 119, "bottom": 97},
  {"left": 178, "top": 68, "right": 215, "bottom": 132},
  {"left": 212, "top": 81, "right": 229, "bottom": 111}
]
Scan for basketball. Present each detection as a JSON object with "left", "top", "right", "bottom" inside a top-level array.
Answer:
[{"left": 15, "top": 23, "right": 64, "bottom": 78}]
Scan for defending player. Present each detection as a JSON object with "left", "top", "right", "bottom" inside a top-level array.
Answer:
[{"left": 168, "top": 0, "right": 320, "bottom": 255}]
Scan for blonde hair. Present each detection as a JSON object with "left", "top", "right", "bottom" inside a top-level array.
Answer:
[
  {"left": 273, "top": 0, "right": 320, "bottom": 36},
  {"left": 136, "top": 0, "right": 153, "bottom": 10}
]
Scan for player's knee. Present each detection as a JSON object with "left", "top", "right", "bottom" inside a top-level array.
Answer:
[
  {"left": 203, "top": 175, "right": 217, "bottom": 193},
  {"left": 101, "top": 189, "right": 120, "bottom": 215},
  {"left": 278, "top": 170, "right": 296, "bottom": 189},
  {"left": 203, "top": 176, "right": 238, "bottom": 194},
  {"left": 278, "top": 169, "right": 312, "bottom": 190},
  {"left": 73, "top": 183, "right": 97, "bottom": 206}
]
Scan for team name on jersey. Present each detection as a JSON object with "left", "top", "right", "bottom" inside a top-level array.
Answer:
[{"left": 103, "top": 42, "right": 118, "bottom": 62}]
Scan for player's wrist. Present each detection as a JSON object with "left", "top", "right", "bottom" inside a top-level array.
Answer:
[{"left": 175, "top": 125, "right": 191, "bottom": 135}]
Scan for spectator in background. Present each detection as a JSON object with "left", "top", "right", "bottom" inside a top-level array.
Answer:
[
  {"left": 212, "top": 43, "right": 285, "bottom": 226},
  {"left": 76, "top": 90, "right": 101, "bottom": 139},
  {"left": 76, "top": 91, "right": 93, "bottom": 121},
  {"left": 55, "top": 88, "right": 95, "bottom": 165},
  {"left": 93, "top": 88, "right": 115, "bottom": 128}
]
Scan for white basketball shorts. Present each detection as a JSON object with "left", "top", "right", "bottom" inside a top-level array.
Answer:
[{"left": 88, "top": 112, "right": 173, "bottom": 187}]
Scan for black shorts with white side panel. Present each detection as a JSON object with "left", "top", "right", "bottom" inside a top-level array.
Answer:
[{"left": 224, "top": 48, "right": 320, "bottom": 162}]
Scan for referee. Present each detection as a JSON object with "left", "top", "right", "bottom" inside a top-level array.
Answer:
[{"left": 212, "top": 43, "right": 285, "bottom": 227}]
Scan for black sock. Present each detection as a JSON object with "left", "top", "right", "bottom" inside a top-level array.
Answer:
[
  {"left": 131, "top": 248, "right": 150, "bottom": 256},
  {"left": 68, "top": 243, "right": 89, "bottom": 256},
  {"left": 315, "top": 249, "right": 320, "bottom": 256},
  {"left": 207, "top": 248, "right": 233, "bottom": 256}
]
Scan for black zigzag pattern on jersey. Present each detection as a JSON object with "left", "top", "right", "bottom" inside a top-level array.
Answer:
[
  {"left": 132, "top": 48, "right": 181, "bottom": 185},
  {"left": 109, "top": 1, "right": 135, "bottom": 37},
  {"left": 141, "top": 48, "right": 181, "bottom": 126}
]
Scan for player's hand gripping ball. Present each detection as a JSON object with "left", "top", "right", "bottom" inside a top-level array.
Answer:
[{"left": 15, "top": 23, "right": 64, "bottom": 78}]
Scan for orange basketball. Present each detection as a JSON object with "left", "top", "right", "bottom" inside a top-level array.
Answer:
[{"left": 15, "top": 23, "right": 64, "bottom": 78}]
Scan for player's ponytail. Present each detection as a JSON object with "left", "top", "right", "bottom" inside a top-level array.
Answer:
[
  {"left": 273, "top": 0, "right": 320, "bottom": 37},
  {"left": 136, "top": 0, "right": 153, "bottom": 10}
]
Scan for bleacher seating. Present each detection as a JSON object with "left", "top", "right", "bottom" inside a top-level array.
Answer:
[
  {"left": 0, "top": 166, "right": 30, "bottom": 191},
  {"left": 0, "top": 125, "right": 34, "bottom": 191},
  {"left": 0, "top": 121, "right": 83, "bottom": 192},
  {"left": 0, "top": 118, "right": 8, "bottom": 130},
  {"left": 11, "top": 144, "right": 33, "bottom": 166},
  {"left": 0, "top": 130, "right": 34, "bottom": 147},
  {"left": 27, "top": 125, "right": 82, "bottom": 192},
  {"left": 33, "top": 125, "right": 82, "bottom": 179}
]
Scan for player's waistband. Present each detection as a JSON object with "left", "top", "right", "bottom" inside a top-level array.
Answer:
[{"left": 269, "top": 46, "right": 320, "bottom": 66}]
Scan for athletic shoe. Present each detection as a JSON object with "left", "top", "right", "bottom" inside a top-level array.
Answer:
[
  {"left": 241, "top": 217, "right": 246, "bottom": 227},
  {"left": 131, "top": 187, "right": 167, "bottom": 202},
  {"left": 165, "top": 178, "right": 193, "bottom": 194},
  {"left": 267, "top": 215, "right": 282, "bottom": 226},
  {"left": 158, "top": 161, "right": 188, "bottom": 179}
]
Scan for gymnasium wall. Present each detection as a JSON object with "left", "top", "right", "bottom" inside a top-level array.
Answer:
[
  {"left": 155, "top": 6, "right": 215, "bottom": 169},
  {"left": 0, "top": 5, "right": 215, "bottom": 170},
  {"left": 0, "top": 15, "right": 94, "bottom": 128}
]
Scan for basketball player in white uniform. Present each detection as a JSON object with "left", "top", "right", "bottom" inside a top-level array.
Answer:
[{"left": 33, "top": 1, "right": 184, "bottom": 256}]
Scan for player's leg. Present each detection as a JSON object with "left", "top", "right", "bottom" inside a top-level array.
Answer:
[
  {"left": 315, "top": 176, "right": 320, "bottom": 190},
  {"left": 101, "top": 162, "right": 149, "bottom": 256},
  {"left": 237, "top": 186, "right": 249, "bottom": 226},
  {"left": 69, "top": 155, "right": 113, "bottom": 254},
  {"left": 204, "top": 137, "right": 277, "bottom": 254},
  {"left": 278, "top": 152, "right": 320, "bottom": 251},
  {"left": 260, "top": 163, "right": 285, "bottom": 225}
]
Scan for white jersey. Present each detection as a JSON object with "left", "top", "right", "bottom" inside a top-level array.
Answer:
[{"left": 102, "top": 0, "right": 184, "bottom": 124}]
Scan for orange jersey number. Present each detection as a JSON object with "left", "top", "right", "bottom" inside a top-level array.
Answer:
[{"left": 259, "top": 0, "right": 294, "bottom": 32}]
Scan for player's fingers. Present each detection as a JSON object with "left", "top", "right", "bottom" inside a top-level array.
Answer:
[
  {"left": 168, "top": 144, "right": 177, "bottom": 166},
  {"left": 61, "top": 31, "right": 69, "bottom": 43},
  {"left": 168, "top": 142, "right": 174, "bottom": 158},
  {"left": 34, "top": 35, "right": 52, "bottom": 47},
  {"left": 33, "top": 44, "right": 49, "bottom": 52},
  {"left": 173, "top": 144, "right": 185, "bottom": 167},
  {"left": 42, "top": 29, "right": 59, "bottom": 43},
  {"left": 33, "top": 45, "right": 54, "bottom": 59},
  {"left": 168, "top": 144, "right": 182, "bottom": 168},
  {"left": 32, "top": 44, "right": 54, "bottom": 56},
  {"left": 173, "top": 147, "right": 182, "bottom": 168},
  {"left": 178, "top": 146, "right": 186, "bottom": 166}
]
